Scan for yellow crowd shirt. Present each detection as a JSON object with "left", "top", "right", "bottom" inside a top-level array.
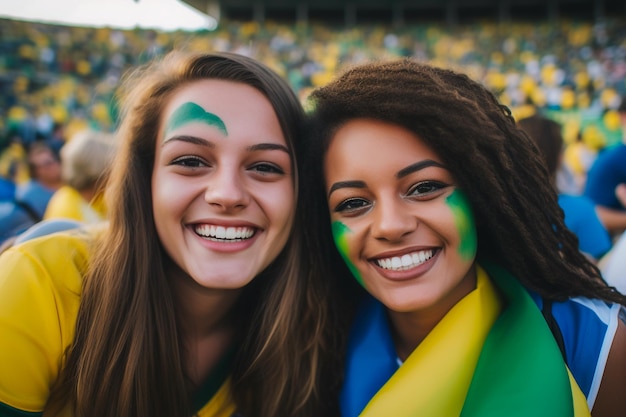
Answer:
[{"left": 43, "top": 186, "right": 107, "bottom": 224}]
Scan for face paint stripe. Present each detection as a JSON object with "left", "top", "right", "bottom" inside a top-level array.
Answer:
[
  {"left": 165, "top": 102, "right": 228, "bottom": 137},
  {"left": 445, "top": 189, "right": 478, "bottom": 260},
  {"left": 332, "top": 221, "right": 366, "bottom": 288}
]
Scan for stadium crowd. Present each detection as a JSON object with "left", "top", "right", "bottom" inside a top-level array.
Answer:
[{"left": 1, "top": 16, "right": 626, "bottom": 240}]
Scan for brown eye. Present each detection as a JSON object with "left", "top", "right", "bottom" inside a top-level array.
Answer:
[
  {"left": 407, "top": 181, "right": 449, "bottom": 198},
  {"left": 249, "top": 163, "right": 284, "bottom": 175},
  {"left": 171, "top": 156, "right": 206, "bottom": 168},
  {"left": 334, "top": 198, "right": 370, "bottom": 214}
]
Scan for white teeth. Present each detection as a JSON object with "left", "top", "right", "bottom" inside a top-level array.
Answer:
[
  {"left": 376, "top": 250, "right": 434, "bottom": 271},
  {"left": 194, "top": 225, "right": 255, "bottom": 241}
]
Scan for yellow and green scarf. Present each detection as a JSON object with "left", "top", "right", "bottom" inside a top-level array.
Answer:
[{"left": 340, "top": 264, "right": 590, "bottom": 417}]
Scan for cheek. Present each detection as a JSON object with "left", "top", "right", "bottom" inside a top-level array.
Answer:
[
  {"left": 331, "top": 221, "right": 366, "bottom": 288},
  {"left": 445, "top": 190, "right": 478, "bottom": 260},
  {"left": 264, "top": 183, "right": 295, "bottom": 226},
  {"left": 257, "top": 184, "right": 296, "bottom": 254},
  {"left": 151, "top": 169, "right": 191, "bottom": 233}
]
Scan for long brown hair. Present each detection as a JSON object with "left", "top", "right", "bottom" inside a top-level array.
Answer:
[
  {"left": 48, "top": 51, "right": 337, "bottom": 417},
  {"left": 304, "top": 58, "right": 626, "bottom": 306}
]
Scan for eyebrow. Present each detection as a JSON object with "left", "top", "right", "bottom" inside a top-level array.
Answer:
[
  {"left": 248, "top": 143, "right": 291, "bottom": 154},
  {"left": 162, "top": 136, "right": 290, "bottom": 156},
  {"left": 396, "top": 159, "right": 445, "bottom": 179},
  {"left": 327, "top": 159, "right": 446, "bottom": 198},
  {"left": 328, "top": 180, "right": 367, "bottom": 198},
  {"left": 162, "top": 135, "right": 215, "bottom": 147}
]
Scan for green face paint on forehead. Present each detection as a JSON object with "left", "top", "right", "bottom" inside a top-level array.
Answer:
[
  {"left": 446, "top": 189, "right": 478, "bottom": 261},
  {"left": 332, "top": 221, "right": 366, "bottom": 288},
  {"left": 164, "top": 102, "right": 228, "bottom": 137}
]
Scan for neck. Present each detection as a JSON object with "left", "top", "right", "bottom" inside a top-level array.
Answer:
[
  {"left": 387, "top": 266, "right": 478, "bottom": 361},
  {"left": 79, "top": 187, "right": 97, "bottom": 203},
  {"left": 40, "top": 178, "right": 62, "bottom": 190},
  {"left": 388, "top": 309, "right": 440, "bottom": 361},
  {"left": 168, "top": 263, "right": 242, "bottom": 386},
  {"left": 170, "top": 271, "right": 242, "bottom": 338}
]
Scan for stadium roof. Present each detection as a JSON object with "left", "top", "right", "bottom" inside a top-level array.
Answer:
[{"left": 182, "top": 0, "right": 625, "bottom": 25}]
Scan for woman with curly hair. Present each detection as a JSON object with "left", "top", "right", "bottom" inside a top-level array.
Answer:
[{"left": 303, "top": 59, "right": 626, "bottom": 417}]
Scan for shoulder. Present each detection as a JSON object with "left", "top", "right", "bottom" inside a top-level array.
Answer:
[
  {"left": 532, "top": 293, "right": 623, "bottom": 408},
  {"left": 591, "top": 316, "right": 626, "bottom": 417},
  {"left": 593, "top": 144, "right": 626, "bottom": 168},
  {"left": 47, "top": 186, "right": 82, "bottom": 205},
  {"left": 558, "top": 194, "right": 595, "bottom": 212},
  {"left": 44, "top": 186, "right": 82, "bottom": 220},
  {"left": 0, "top": 226, "right": 100, "bottom": 413},
  {"left": 0, "top": 225, "right": 99, "bottom": 295},
  {"left": 557, "top": 194, "right": 597, "bottom": 225},
  {"left": 0, "top": 201, "right": 35, "bottom": 241}
]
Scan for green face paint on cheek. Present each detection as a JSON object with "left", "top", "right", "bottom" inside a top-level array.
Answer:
[
  {"left": 164, "top": 102, "right": 228, "bottom": 137},
  {"left": 446, "top": 189, "right": 478, "bottom": 260},
  {"left": 331, "top": 221, "right": 366, "bottom": 288}
]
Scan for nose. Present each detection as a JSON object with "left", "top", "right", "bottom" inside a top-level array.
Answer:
[
  {"left": 371, "top": 197, "right": 416, "bottom": 242},
  {"left": 204, "top": 167, "right": 250, "bottom": 212}
]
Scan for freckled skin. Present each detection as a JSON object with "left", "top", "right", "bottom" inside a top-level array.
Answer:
[
  {"left": 445, "top": 189, "right": 477, "bottom": 260},
  {"left": 332, "top": 220, "right": 366, "bottom": 288},
  {"left": 164, "top": 101, "right": 229, "bottom": 137}
]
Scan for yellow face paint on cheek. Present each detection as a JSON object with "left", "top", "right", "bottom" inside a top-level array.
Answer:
[
  {"left": 445, "top": 189, "right": 478, "bottom": 260},
  {"left": 332, "top": 221, "right": 366, "bottom": 288}
]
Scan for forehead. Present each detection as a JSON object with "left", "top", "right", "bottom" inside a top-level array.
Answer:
[
  {"left": 165, "top": 79, "right": 263, "bottom": 113},
  {"left": 325, "top": 119, "right": 442, "bottom": 171},
  {"left": 163, "top": 79, "right": 276, "bottom": 127},
  {"left": 30, "top": 147, "right": 55, "bottom": 160}
]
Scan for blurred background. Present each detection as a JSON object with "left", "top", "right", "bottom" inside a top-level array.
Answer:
[{"left": 0, "top": 0, "right": 625, "bottom": 233}]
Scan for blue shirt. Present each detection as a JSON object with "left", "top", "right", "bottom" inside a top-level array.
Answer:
[
  {"left": 559, "top": 194, "right": 612, "bottom": 259},
  {"left": 584, "top": 144, "right": 626, "bottom": 210}
]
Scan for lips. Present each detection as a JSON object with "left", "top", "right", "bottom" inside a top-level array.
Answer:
[
  {"left": 374, "top": 249, "right": 435, "bottom": 271},
  {"left": 194, "top": 224, "right": 256, "bottom": 241}
]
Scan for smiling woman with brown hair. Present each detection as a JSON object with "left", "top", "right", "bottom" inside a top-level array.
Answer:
[{"left": 0, "top": 51, "right": 338, "bottom": 417}]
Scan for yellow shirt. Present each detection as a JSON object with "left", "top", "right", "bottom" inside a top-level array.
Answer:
[
  {"left": 0, "top": 229, "right": 87, "bottom": 414},
  {"left": 44, "top": 186, "right": 107, "bottom": 223},
  {"left": 0, "top": 228, "right": 235, "bottom": 416}
]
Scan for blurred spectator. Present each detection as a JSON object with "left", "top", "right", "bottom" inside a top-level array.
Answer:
[
  {"left": 583, "top": 96, "right": 626, "bottom": 236},
  {"left": 0, "top": 177, "right": 15, "bottom": 202},
  {"left": 46, "top": 122, "right": 66, "bottom": 155},
  {"left": 561, "top": 132, "right": 598, "bottom": 195},
  {"left": 16, "top": 141, "right": 62, "bottom": 217},
  {"left": 0, "top": 203, "right": 33, "bottom": 244},
  {"left": 599, "top": 230, "right": 626, "bottom": 294},
  {"left": 44, "top": 128, "right": 116, "bottom": 223},
  {"left": 0, "top": 218, "right": 82, "bottom": 255},
  {"left": 0, "top": 132, "right": 29, "bottom": 185},
  {"left": 518, "top": 114, "right": 612, "bottom": 261},
  {"left": 0, "top": 142, "right": 62, "bottom": 242}
]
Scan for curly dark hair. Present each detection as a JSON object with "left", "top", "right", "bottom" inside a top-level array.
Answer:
[{"left": 303, "top": 58, "right": 626, "bottom": 306}]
